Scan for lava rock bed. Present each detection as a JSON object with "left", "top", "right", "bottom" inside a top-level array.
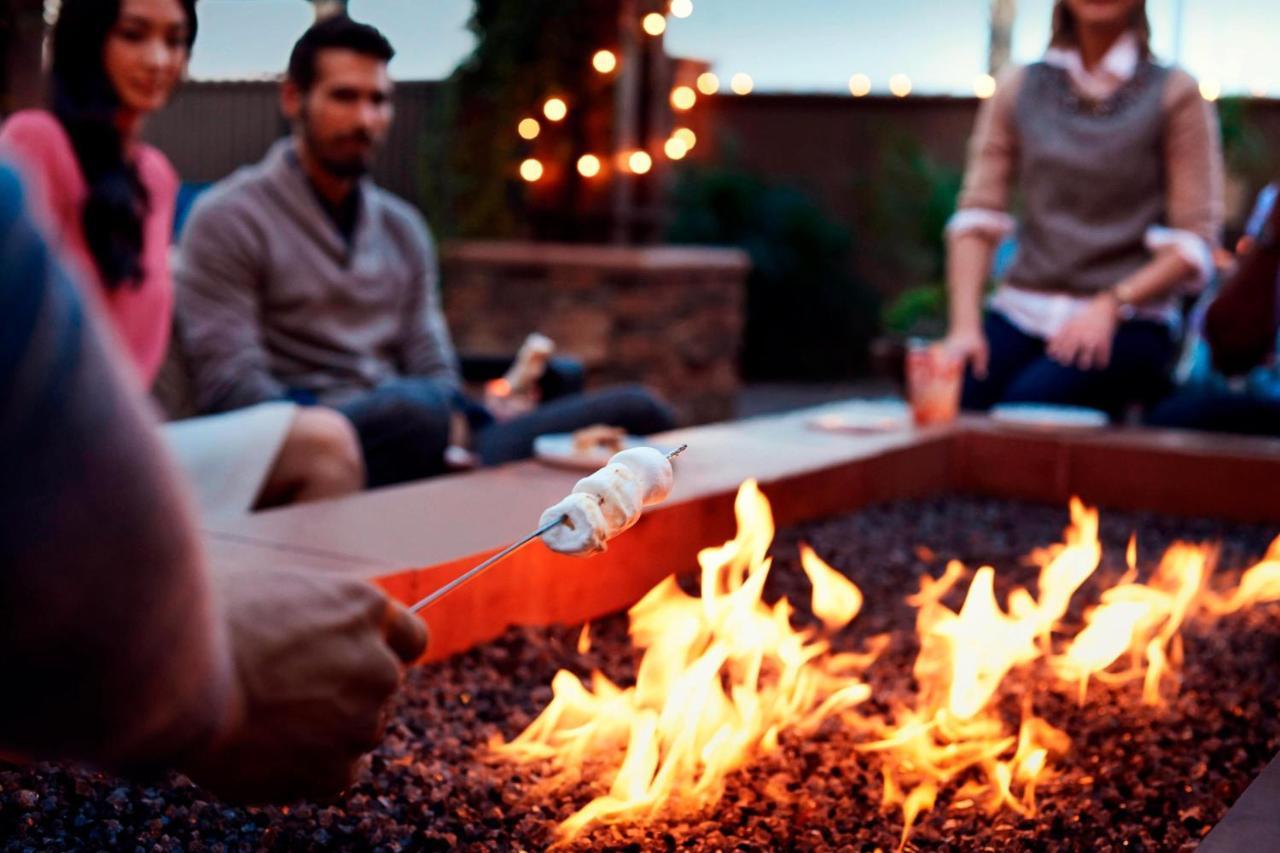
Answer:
[{"left": 4, "top": 496, "right": 1280, "bottom": 852}]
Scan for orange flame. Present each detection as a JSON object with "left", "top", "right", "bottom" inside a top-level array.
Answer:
[
  {"left": 496, "top": 488, "right": 1280, "bottom": 845},
  {"left": 494, "top": 480, "right": 875, "bottom": 839},
  {"left": 799, "top": 543, "right": 864, "bottom": 631}
]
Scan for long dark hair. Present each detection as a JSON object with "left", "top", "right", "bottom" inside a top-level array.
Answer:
[
  {"left": 1050, "top": 0, "right": 1151, "bottom": 60},
  {"left": 48, "top": 0, "right": 197, "bottom": 290}
]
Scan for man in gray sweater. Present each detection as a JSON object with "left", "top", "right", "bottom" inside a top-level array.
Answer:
[{"left": 176, "top": 16, "right": 672, "bottom": 488}]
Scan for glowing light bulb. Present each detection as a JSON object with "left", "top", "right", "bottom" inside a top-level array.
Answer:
[
  {"left": 670, "top": 85, "right": 697, "bottom": 111},
  {"left": 848, "top": 73, "right": 871, "bottom": 97},
  {"left": 543, "top": 97, "right": 568, "bottom": 121},
  {"left": 664, "top": 137, "right": 688, "bottom": 160},
  {"left": 673, "top": 127, "right": 696, "bottom": 150},
  {"left": 519, "top": 158, "right": 544, "bottom": 182},
  {"left": 517, "top": 118, "right": 540, "bottom": 140},
  {"left": 670, "top": 0, "right": 693, "bottom": 18},
  {"left": 889, "top": 73, "right": 912, "bottom": 97},
  {"left": 730, "top": 73, "right": 753, "bottom": 95},
  {"left": 577, "top": 154, "right": 601, "bottom": 178},
  {"left": 696, "top": 72, "right": 720, "bottom": 95},
  {"left": 1199, "top": 79, "right": 1222, "bottom": 101},
  {"left": 628, "top": 150, "right": 652, "bottom": 174},
  {"left": 592, "top": 50, "right": 617, "bottom": 74},
  {"left": 974, "top": 73, "right": 997, "bottom": 99},
  {"left": 642, "top": 13, "right": 666, "bottom": 36}
]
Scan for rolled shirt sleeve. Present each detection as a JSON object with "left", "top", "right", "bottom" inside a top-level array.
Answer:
[
  {"left": 1154, "top": 68, "right": 1225, "bottom": 292},
  {"left": 947, "top": 65, "right": 1026, "bottom": 240}
]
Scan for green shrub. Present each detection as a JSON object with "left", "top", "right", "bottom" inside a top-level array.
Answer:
[{"left": 668, "top": 167, "right": 880, "bottom": 381}]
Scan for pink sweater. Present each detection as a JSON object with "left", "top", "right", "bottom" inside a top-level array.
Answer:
[{"left": 0, "top": 110, "right": 178, "bottom": 386}]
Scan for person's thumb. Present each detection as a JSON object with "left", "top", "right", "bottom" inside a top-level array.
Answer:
[{"left": 383, "top": 599, "right": 429, "bottom": 664}]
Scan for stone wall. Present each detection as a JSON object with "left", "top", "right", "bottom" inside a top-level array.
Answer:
[{"left": 441, "top": 242, "right": 749, "bottom": 426}]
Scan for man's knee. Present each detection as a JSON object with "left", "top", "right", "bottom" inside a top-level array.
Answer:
[
  {"left": 594, "top": 385, "right": 677, "bottom": 434},
  {"left": 345, "top": 386, "right": 452, "bottom": 446}
]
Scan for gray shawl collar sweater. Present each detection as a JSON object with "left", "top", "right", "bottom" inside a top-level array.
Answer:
[{"left": 176, "top": 137, "right": 458, "bottom": 413}]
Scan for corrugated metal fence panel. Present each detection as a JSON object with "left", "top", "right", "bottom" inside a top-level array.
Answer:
[{"left": 144, "top": 80, "right": 442, "bottom": 207}]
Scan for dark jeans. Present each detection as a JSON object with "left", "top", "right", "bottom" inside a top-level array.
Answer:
[
  {"left": 337, "top": 378, "right": 676, "bottom": 488},
  {"left": 1147, "top": 387, "right": 1280, "bottom": 437},
  {"left": 962, "top": 311, "right": 1176, "bottom": 418}
]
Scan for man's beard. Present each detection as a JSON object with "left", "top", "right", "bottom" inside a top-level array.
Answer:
[{"left": 301, "top": 116, "right": 377, "bottom": 179}]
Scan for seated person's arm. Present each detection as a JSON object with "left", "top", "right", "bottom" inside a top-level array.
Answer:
[
  {"left": 1116, "top": 69, "right": 1225, "bottom": 307},
  {"left": 1046, "top": 73, "right": 1223, "bottom": 371},
  {"left": 1205, "top": 191, "right": 1280, "bottom": 375},
  {"left": 944, "top": 66, "right": 1023, "bottom": 378},
  {"left": 174, "top": 195, "right": 288, "bottom": 413},
  {"left": 396, "top": 216, "right": 462, "bottom": 388},
  {"left": 0, "top": 166, "right": 237, "bottom": 771}
]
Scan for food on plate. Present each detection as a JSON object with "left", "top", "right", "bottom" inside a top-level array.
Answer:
[{"left": 570, "top": 424, "right": 627, "bottom": 455}]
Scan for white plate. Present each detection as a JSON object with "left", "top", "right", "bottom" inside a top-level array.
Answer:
[
  {"left": 989, "top": 404, "right": 1109, "bottom": 430},
  {"left": 806, "top": 400, "right": 913, "bottom": 434},
  {"left": 533, "top": 433, "right": 679, "bottom": 471}
]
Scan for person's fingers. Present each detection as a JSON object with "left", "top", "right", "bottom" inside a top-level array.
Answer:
[
  {"left": 1098, "top": 336, "right": 1113, "bottom": 370},
  {"left": 1047, "top": 334, "right": 1066, "bottom": 365},
  {"left": 973, "top": 342, "right": 989, "bottom": 380},
  {"left": 383, "top": 599, "right": 429, "bottom": 664},
  {"left": 1077, "top": 343, "right": 1094, "bottom": 372}
]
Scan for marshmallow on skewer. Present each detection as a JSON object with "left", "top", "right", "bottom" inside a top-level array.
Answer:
[
  {"left": 540, "top": 446, "right": 675, "bottom": 557},
  {"left": 539, "top": 492, "right": 610, "bottom": 556}
]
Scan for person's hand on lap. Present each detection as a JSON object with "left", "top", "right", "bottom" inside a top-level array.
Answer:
[{"left": 1047, "top": 292, "right": 1120, "bottom": 372}]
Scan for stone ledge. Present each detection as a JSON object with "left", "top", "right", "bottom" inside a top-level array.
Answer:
[{"left": 442, "top": 241, "right": 751, "bottom": 274}]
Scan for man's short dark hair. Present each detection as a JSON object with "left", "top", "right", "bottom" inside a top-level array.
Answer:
[{"left": 287, "top": 15, "right": 395, "bottom": 91}]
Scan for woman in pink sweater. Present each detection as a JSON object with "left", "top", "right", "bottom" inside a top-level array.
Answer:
[{"left": 1, "top": 0, "right": 362, "bottom": 513}]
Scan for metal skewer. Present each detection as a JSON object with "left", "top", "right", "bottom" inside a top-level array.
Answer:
[
  {"left": 408, "top": 514, "right": 567, "bottom": 613},
  {"left": 408, "top": 443, "right": 688, "bottom": 613}
]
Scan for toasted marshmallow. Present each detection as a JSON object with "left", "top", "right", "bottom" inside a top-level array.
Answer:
[
  {"left": 540, "top": 492, "right": 609, "bottom": 556},
  {"left": 539, "top": 446, "right": 677, "bottom": 558},
  {"left": 609, "top": 447, "right": 674, "bottom": 506}
]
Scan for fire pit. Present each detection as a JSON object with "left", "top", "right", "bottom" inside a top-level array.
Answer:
[{"left": 5, "top": 415, "right": 1280, "bottom": 849}]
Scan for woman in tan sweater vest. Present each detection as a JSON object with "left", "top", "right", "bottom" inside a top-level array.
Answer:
[{"left": 943, "top": 0, "right": 1224, "bottom": 418}]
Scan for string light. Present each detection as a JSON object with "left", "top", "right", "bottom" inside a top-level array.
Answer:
[
  {"left": 696, "top": 72, "right": 720, "bottom": 95},
  {"left": 973, "top": 73, "right": 997, "bottom": 99},
  {"left": 670, "top": 0, "right": 693, "bottom": 18},
  {"left": 848, "top": 73, "right": 871, "bottom": 97},
  {"left": 889, "top": 73, "right": 912, "bottom": 97},
  {"left": 730, "top": 73, "right": 753, "bottom": 95},
  {"left": 543, "top": 97, "right": 568, "bottom": 121},
  {"left": 642, "top": 13, "right": 666, "bottom": 36},
  {"left": 519, "top": 158, "right": 544, "bottom": 182},
  {"left": 670, "top": 86, "right": 697, "bottom": 111},
  {"left": 517, "top": 117, "right": 540, "bottom": 140},
  {"left": 592, "top": 49, "right": 617, "bottom": 74},
  {"left": 1199, "top": 79, "right": 1221, "bottom": 101},
  {"left": 664, "top": 137, "right": 689, "bottom": 160},
  {"left": 628, "top": 150, "right": 653, "bottom": 174},
  {"left": 673, "top": 127, "right": 697, "bottom": 150},
  {"left": 577, "top": 154, "right": 602, "bottom": 178}
]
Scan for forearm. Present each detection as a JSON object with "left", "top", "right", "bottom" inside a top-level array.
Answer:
[
  {"left": 0, "top": 213, "right": 235, "bottom": 769},
  {"left": 1114, "top": 249, "right": 1197, "bottom": 307},
  {"left": 947, "top": 231, "right": 997, "bottom": 331}
]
